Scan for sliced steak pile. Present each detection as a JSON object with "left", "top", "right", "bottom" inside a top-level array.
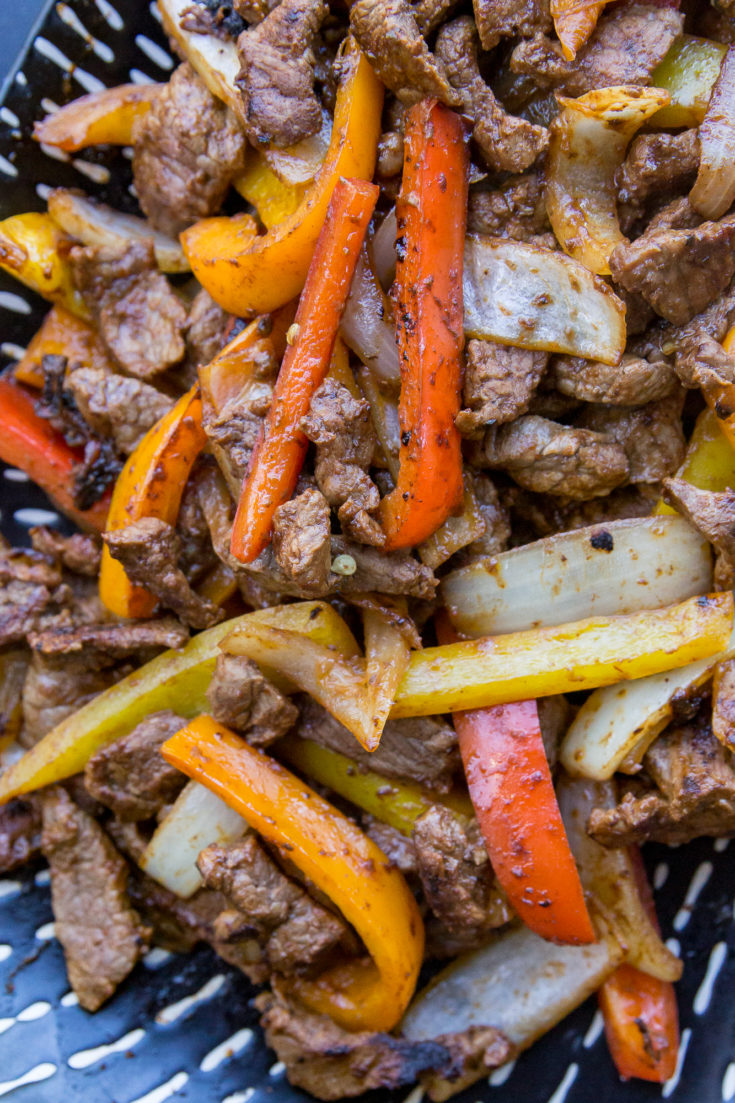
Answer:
[
  {"left": 207, "top": 652, "right": 298, "bottom": 746},
  {"left": 41, "top": 786, "right": 151, "bottom": 1010},
  {"left": 456, "top": 339, "right": 548, "bottom": 434},
  {"left": 133, "top": 62, "right": 245, "bottom": 236},
  {"left": 0, "top": 796, "right": 42, "bottom": 874},
  {"left": 67, "top": 367, "right": 173, "bottom": 455}
]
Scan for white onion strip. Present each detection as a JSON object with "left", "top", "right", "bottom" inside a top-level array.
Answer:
[
  {"left": 340, "top": 250, "right": 401, "bottom": 386},
  {"left": 690, "top": 46, "right": 735, "bottom": 220},
  {"left": 157, "top": 0, "right": 245, "bottom": 123}
]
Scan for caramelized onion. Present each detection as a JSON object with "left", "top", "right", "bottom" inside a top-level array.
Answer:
[
  {"left": 158, "top": 0, "right": 244, "bottom": 123},
  {"left": 340, "top": 250, "right": 401, "bottom": 385},
  {"left": 263, "top": 108, "right": 332, "bottom": 185},
  {"left": 690, "top": 46, "right": 735, "bottom": 220}
]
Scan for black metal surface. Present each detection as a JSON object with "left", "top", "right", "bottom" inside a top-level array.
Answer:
[{"left": 0, "top": 3, "right": 734, "bottom": 1100}]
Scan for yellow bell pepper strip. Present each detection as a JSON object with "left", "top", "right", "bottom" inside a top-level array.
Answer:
[
  {"left": 656, "top": 407, "right": 735, "bottom": 515},
  {"left": 195, "top": 561, "right": 239, "bottom": 609},
  {"left": 33, "top": 83, "right": 161, "bottom": 152},
  {"left": 181, "top": 42, "right": 383, "bottom": 315},
  {"left": 652, "top": 35, "right": 726, "bottom": 128},
  {"left": 233, "top": 155, "right": 306, "bottom": 230},
  {"left": 379, "top": 99, "right": 468, "bottom": 550},
  {"left": 14, "top": 304, "right": 115, "bottom": 389},
  {"left": 0, "top": 377, "right": 109, "bottom": 532},
  {"left": 0, "top": 213, "right": 87, "bottom": 317},
  {"left": 279, "top": 735, "right": 474, "bottom": 835},
  {"left": 160, "top": 715, "right": 425, "bottom": 1032},
  {"left": 0, "top": 602, "right": 359, "bottom": 804},
  {"left": 99, "top": 384, "right": 207, "bottom": 618},
  {"left": 230, "top": 175, "right": 378, "bottom": 563}
]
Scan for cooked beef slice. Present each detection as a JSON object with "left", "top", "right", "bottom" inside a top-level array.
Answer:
[
  {"left": 363, "top": 817, "right": 418, "bottom": 875},
  {"left": 551, "top": 352, "right": 678, "bottom": 406},
  {"left": 256, "top": 990, "right": 512, "bottom": 1100},
  {"left": 85, "top": 711, "right": 186, "bottom": 821},
  {"left": 0, "top": 578, "right": 59, "bottom": 647},
  {"left": 71, "top": 241, "right": 187, "bottom": 379},
  {"left": 298, "top": 697, "right": 459, "bottom": 791},
  {"left": 663, "top": 478, "right": 735, "bottom": 585},
  {"left": 41, "top": 787, "right": 150, "bottom": 1010},
  {"left": 413, "top": 805, "right": 512, "bottom": 934},
  {"left": 67, "top": 367, "right": 173, "bottom": 455},
  {"left": 350, "top": 0, "right": 459, "bottom": 106},
  {"left": 28, "top": 617, "right": 189, "bottom": 657},
  {"left": 127, "top": 867, "right": 234, "bottom": 953},
  {"left": 198, "top": 835, "right": 352, "bottom": 973},
  {"left": 508, "top": 484, "right": 657, "bottom": 539},
  {"left": 616, "top": 129, "right": 700, "bottom": 219},
  {"left": 460, "top": 472, "right": 511, "bottom": 558},
  {"left": 301, "top": 379, "right": 383, "bottom": 546},
  {"left": 467, "top": 173, "right": 549, "bottom": 240},
  {"left": 588, "top": 719, "right": 735, "bottom": 846},
  {"left": 421, "top": 1026, "right": 517, "bottom": 1101},
  {"left": 473, "top": 0, "right": 550, "bottom": 44},
  {"left": 331, "top": 537, "right": 438, "bottom": 599},
  {"left": 576, "top": 393, "right": 685, "bottom": 484},
  {"left": 186, "top": 287, "right": 230, "bottom": 367},
  {"left": 133, "top": 62, "right": 245, "bottom": 235},
  {"left": 104, "top": 517, "right": 222, "bottom": 630},
  {"left": 22, "top": 652, "right": 117, "bottom": 745},
  {"left": 272, "top": 488, "right": 332, "bottom": 596},
  {"left": 456, "top": 339, "right": 548, "bottom": 435},
  {"left": 510, "top": 5, "right": 683, "bottom": 96},
  {"left": 207, "top": 652, "right": 298, "bottom": 745},
  {"left": 609, "top": 207, "right": 735, "bottom": 326},
  {"left": 0, "top": 796, "right": 42, "bottom": 874},
  {"left": 674, "top": 329, "right": 735, "bottom": 401},
  {"left": 713, "top": 658, "right": 735, "bottom": 746},
  {"left": 481, "top": 415, "right": 629, "bottom": 499},
  {"left": 236, "top": 0, "right": 327, "bottom": 147},
  {"left": 29, "top": 527, "right": 101, "bottom": 577},
  {"left": 436, "top": 18, "right": 548, "bottom": 174}
]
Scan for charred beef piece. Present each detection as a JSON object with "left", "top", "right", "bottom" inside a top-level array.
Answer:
[
  {"left": 551, "top": 351, "right": 678, "bottom": 406},
  {"left": 575, "top": 392, "right": 686, "bottom": 484},
  {"left": 456, "top": 339, "right": 548, "bottom": 435},
  {"left": 85, "top": 711, "right": 187, "bottom": 821},
  {"left": 609, "top": 205, "right": 735, "bottom": 326},
  {"left": 413, "top": 805, "right": 513, "bottom": 935},
  {"left": 22, "top": 652, "right": 118, "bottom": 746},
  {"left": 297, "top": 697, "right": 459, "bottom": 792},
  {"left": 436, "top": 18, "right": 548, "bottom": 174},
  {"left": 133, "top": 62, "right": 245, "bottom": 236},
  {"left": 510, "top": 5, "right": 683, "bottom": 95},
  {"left": 350, "top": 0, "right": 459, "bottom": 106},
  {"left": 29, "top": 527, "right": 101, "bottom": 577},
  {"left": 198, "top": 835, "right": 354, "bottom": 974},
  {"left": 237, "top": 0, "right": 327, "bottom": 147},
  {"left": 272, "top": 487, "right": 333, "bottom": 597},
  {"left": 467, "top": 173, "right": 549, "bottom": 240},
  {"left": 27, "top": 616, "right": 189, "bottom": 657},
  {"left": 71, "top": 241, "right": 187, "bottom": 379},
  {"left": 480, "top": 415, "right": 629, "bottom": 499},
  {"left": 207, "top": 652, "right": 298, "bottom": 746},
  {"left": 186, "top": 288, "right": 231, "bottom": 367},
  {"left": 0, "top": 796, "right": 42, "bottom": 874},
  {"left": 41, "top": 786, "right": 151, "bottom": 1010},
  {"left": 588, "top": 718, "right": 735, "bottom": 846},
  {"left": 616, "top": 129, "right": 700, "bottom": 222},
  {"left": 256, "top": 989, "right": 512, "bottom": 1101},
  {"left": 67, "top": 367, "right": 173, "bottom": 455},
  {"left": 104, "top": 517, "right": 222, "bottom": 630},
  {"left": 127, "top": 867, "right": 239, "bottom": 954},
  {"left": 663, "top": 477, "right": 735, "bottom": 587},
  {"left": 301, "top": 379, "right": 384, "bottom": 546}
]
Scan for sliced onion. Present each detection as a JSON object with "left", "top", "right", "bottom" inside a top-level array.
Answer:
[
  {"left": 557, "top": 775, "right": 682, "bottom": 982},
  {"left": 371, "top": 207, "right": 397, "bottom": 290},
  {"left": 463, "top": 235, "right": 626, "bottom": 365},
  {"left": 158, "top": 0, "right": 245, "bottom": 123},
  {"left": 690, "top": 47, "right": 735, "bottom": 220},
  {"left": 263, "top": 107, "right": 332, "bottom": 185},
  {"left": 356, "top": 364, "right": 400, "bottom": 478},
  {"left": 140, "top": 780, "right": 247, "bottom": 898},
  {"left": 442, "top": 515, "right": 712, "bottom": 639},
  {"left": 560, "top": 623, "right": 735, "bottom": 779},
  {"left": 47, "top": 188, "right": 189, "bottom": 274},
  {"left": 340, "top": 250, "right": 401, "bottom": 387},
  {"left": 547, "top": 86, "right": 669, "bottom": 275}
]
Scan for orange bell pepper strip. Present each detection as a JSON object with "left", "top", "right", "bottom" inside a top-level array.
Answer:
[
  {"left": 0, "top": 377, "right": 109, "bottom": 531},
  {"left": 599, "top": 848, "right": 679, "bottom": 1081},
  {"left": 33, "top": 83, "right": 162, "bottom": 152},
  {"left": 233, "top": 155, "right": 306, "bottom": 231},
  {"left": 199, "top": 306, "right": 293, "bottom": 412},
  {"left": 436, "top": 615, "right": 595, "bottom": 945},
  {"left": 161, "top": 715, "right": 425, "bottom": 1033},
  {"left": 551, "top": 0, "right": 608, "bottom": 61},
  {"left": 99, "top": 384, "right": 207, "bottom": 618},
  {"left": 230, "top": 175, "right": 378, "bottom": 563},
  {"left": 14, "top": 305, "right": 114, "bottom": 389},
  {"left": 181, "top": 42, "right": 383, "bottom": 315},
  {"left": 378, "top": 100, "right": 468, "bottom": 550}
]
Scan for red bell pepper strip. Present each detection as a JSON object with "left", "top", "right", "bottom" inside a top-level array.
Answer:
[
  {"left": 0, "top": 377, "right": 109, "bottom": 532},
  {"left": 599, "top": 847, "right": 679, "bottom": 1082},
  {"left": 436, "top": 614, "right": 595, "bottom": 945},
  {"left": 230, "top": 175, "right": 378, "bottom": 563},
  {"left": 378, "top": 99, "right": 468, "bottom": 550}
]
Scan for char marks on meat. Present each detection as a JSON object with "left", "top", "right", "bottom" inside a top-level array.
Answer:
[
  {"left": 350, "top": 0, "right": 460, "bottom": 106},
  {"left": 207, "top": 652, "right": 298, "bottom": 745},
  {"left": 85, "top": 711, "right": 187, "bottom": 821},
  {"left": 551, "top": 352, "right": 678, "bottom": 406},
  {"left": 272, "top": 487, "right": 333, "bottom": 597},
  {"left": 456, "top": 338, "right": 548, "bottom": 434},
  {"left": 436, "top": 18, "right": 548, "bottom": 174},
  {"left": 27, "top": 616, "right": 189, "bottom": 657},
  {"left": 237, "top": 0, "right": 327, "bottom": 147},
  {"left": 71, "top": 241, "right": 187, "bottom": 379},
  {"left": 104, "top": 517, "right": 222, "bottom": 630},
  {"left": 576, "top": 392, "right": 685, "bottom": 484},
  {"left": 41, "top": 786, "right": 150, "bottom": 1010},
  {"left": 0, "top": 796, "right": 42, "bottom": 874},
  {"left": 67, "top": 367, "right": 173, "bottom": 455},
  {"left": 133, "top": 62, "right": 245, "bottom": 235}
]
